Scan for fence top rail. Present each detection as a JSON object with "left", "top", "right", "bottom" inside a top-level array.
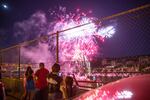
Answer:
[{"left": 0, "top": 4, "right": 149, "bottom": 52}]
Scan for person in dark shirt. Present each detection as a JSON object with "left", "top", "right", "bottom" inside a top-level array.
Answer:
[
  {"left": 25, "top": 66, "right": 34, "bottom": 80},
  {"left": 47, "top": 63, "right": 63, "bottom": 100}
]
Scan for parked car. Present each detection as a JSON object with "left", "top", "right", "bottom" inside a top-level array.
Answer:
[{"left": 74, "top": 74, "right": 150, "bottom": 100}]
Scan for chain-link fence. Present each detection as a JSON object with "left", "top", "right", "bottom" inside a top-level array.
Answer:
[
  {"left": 0, "top": 4, "right": 149, "bottom": 79},
  {"left": 0, "top": 4, "right": 149, "bottom": 99}
]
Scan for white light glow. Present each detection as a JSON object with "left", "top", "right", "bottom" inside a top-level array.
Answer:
[
  {"left": 115, "top": 90, "right": 133, "bottom": 99},
  {"left": 97, "top": 26, "right": 115, "bottom": 38},
  {"left": 2, "top": 4, "right": 8, "bottom": 9}
]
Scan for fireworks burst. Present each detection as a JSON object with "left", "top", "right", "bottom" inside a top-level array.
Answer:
[
  {"left": 50, "top": 7, "right": 116, "bottom": 63},
  {"left": 18, "top": 7, "right": 116, "bottom": 72}
]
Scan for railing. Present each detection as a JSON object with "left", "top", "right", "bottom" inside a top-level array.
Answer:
[
  {"left": 72, "top": 71, "right": 149, "bottom": 90},
  {"left": 72, "top": 74, "right": 103, "bottom": 90}
]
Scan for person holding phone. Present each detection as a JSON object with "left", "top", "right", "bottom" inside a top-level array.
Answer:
[{"left": 47, "top": 63, "right": 63, "bottom": 100}]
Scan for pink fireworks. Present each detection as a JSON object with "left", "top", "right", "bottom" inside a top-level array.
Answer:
[
  {"left": 51, "top": 8, "right": 116, "bottom": 63},
  {"left": 19, "top": 7, "right": 116, "bottom": 71}
]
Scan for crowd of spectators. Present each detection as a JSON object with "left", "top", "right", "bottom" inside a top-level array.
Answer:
[{"left": 0, "top": 55, "right": 150, "bottom": 99}]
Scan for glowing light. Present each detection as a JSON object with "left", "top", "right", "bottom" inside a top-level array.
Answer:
[
  {"left": 97, "top": 26, "right": 116, "bottom": 38},
  {"left": 115, "top": 90, "right": 133, "bottom": 99},
  {"left": 76, "top": 90, "right": 133, "bottom": 100},
  {"left": 2, "top": 4, "right": 8, "bottom": 9}
]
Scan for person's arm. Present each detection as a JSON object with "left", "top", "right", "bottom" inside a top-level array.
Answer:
[
  {"left": 60, "top": 78, "right": 67, "bottom": 99},
  {"left": 49, "top": 78, "right": 57, "bottom": 84},
  {"left": 47, "top": 75, "right": 58, "bottom": 84}
]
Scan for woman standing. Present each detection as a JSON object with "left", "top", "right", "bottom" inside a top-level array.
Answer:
[{"left": 22, "top": 66, "right": 35, "bottom": 100}]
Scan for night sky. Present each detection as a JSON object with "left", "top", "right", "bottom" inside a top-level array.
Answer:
[{"left": 0, "top": 0, "right": 150, "bottom": 58}]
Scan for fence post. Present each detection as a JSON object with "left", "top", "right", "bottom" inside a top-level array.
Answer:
[
  {"left": 18, "top": 45, "right": 21, "bottom": 79},
  {"left": 56, "top": 31, "right": 59, "bottom": 63},
  {"left": 18, "top": 45, "right": 22, "bottom": 99},
  {"left": 0, "top": 50, "right": 2, "bottom": 79}
]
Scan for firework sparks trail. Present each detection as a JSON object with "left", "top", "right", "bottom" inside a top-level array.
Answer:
[{"left": 50, "top": 7, "right": 116, "bottom": 67}]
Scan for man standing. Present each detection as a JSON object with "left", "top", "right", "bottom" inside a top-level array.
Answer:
[
  {"left": 34, "top": 63, "right": 49, "bottom": 100},
  {"left": 47, "top": 63, "right": 63, "bottom": 100}
]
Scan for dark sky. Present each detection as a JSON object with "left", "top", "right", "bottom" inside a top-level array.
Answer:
[{"left": 0, "top": 0, "right": 150, "bottom": 57}]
